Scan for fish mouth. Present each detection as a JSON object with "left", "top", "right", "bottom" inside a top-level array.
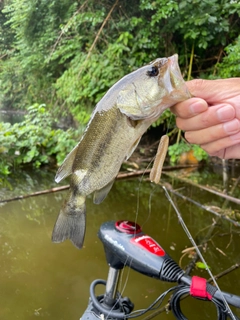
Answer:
[
  {"left": 167, "top": 54, "right": 182, "bottom": 80},
  {"left": 167, "top": 54, "right": 178, "bottom": 67},
  {"left": 165, "top": 54, "right": 191, "bottom": 98}
]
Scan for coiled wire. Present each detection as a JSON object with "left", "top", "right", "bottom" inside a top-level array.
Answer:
[
  {"left": 89, "top": 279, "right": 239, "bottom": 320},
  {"left": 169, "top": 285, "right": 239, "bottom": 320}
]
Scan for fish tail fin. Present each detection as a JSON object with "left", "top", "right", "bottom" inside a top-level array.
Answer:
[{"left": 52, "top": 195, "right": 86, "bottom": 249}]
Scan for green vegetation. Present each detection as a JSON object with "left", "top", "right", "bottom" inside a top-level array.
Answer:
[
  {"left": 168, "top": 142, "right": 208, "bottom": 164},
  {"left": 0, "top": 0, "right": 240, "bottom": 175},
  {"left": 217, "top": 35, "right": 240, "bottom": 78},
  {"left": 0, "top": 104, "right": 80, "bottom": 175}
]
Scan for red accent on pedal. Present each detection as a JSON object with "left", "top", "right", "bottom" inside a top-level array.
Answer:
[
  {"left": 190, "top": 276, "right": 212, "bottom": 300},
  {"left": 131, "top": 235, "right": 165, "bottom": 256},
  {"left": 115, "top": 220, "right": 142, "bottom": 234}
]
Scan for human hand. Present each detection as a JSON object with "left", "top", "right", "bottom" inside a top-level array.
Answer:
[{"left": 171, "top": 78, "right": 240, "bottom": 159}]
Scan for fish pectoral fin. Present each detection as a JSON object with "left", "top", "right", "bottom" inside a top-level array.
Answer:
[
  {"left": 125, "top": 137, "right": 142, "bottom": 160},
  {"left": 126, "top": 117, "right": 141, "bottom": 128},
  {"left": 55, "top": 144, "right": 79, "bottom": 183},
  {"left": 52, "top": 193, "right": 86, "bottom": 249},
  {"left": 93, "top": 179, "right": 115, "bottom": 205}
]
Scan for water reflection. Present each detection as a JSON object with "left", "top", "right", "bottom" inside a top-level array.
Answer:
[
  {"left": 0, "top": 110, "right": 25, "bottom": 124},
  {"left": 0, "top": 178, "right": 240, "bottom": 319}
]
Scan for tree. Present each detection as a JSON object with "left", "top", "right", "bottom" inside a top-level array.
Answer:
[
  {"left": 1, "top": 0, "right": 240, "bottom": 174},
  {"left": 0, "top": 0, "right": 239, "bottom": 122}
]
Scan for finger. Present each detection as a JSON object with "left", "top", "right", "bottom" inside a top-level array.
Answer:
[
  {"left": 217, "top": 144, "right": 240, "bottom": 159},
  {"left": 200, "top": 134, "right": 240, "bottom": 159},
  {"left": 176, "top": 103, "right": 236, "bottom": 131},
  {"left": 185, "top": 118, "right": 240, "bottom": 145},
  {"left": 186, "top": 78, "right": 240, "bottom": 104},
  {"left": 171, "top": 97, "right": 208, "bottom": 119}
]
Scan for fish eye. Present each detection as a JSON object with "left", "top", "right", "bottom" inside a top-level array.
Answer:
[{"left": 146, "top": 66, "right": 159, "bottom": 77}]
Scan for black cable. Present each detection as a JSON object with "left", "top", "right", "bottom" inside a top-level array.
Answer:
[
  {"left": 90, "top": 279, "right": 239, "bottom": 320},
  {"left": 90, "top": 279, "right": 178, "bottom": 319},
  {"left": 169, "top": 285, "right": 239, "bottom": 320},
  {"left": 90, "top": 279, "right": 128, "bottom": 319},
  {"left": 128, "top": 286, "right": 178, "bottom": 318}
]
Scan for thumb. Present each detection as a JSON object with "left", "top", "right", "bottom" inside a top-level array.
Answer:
[
  {"left": 186, "top": 79, "right": 237, "bottom": 104},
  {"left": 186, "top": 79, "right": 216, "bottom": 101}
]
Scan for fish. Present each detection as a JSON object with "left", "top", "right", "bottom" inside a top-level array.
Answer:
[{"left": 52, "top": 54, "right": 191, "bottom": 249}]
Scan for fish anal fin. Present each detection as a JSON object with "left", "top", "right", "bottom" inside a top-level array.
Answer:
[
  {"left": 93, "top": 179, "right": 115, "bottom": 205},
  {"left": 55, "top": 145, "right": 79, "bottom": 183}
]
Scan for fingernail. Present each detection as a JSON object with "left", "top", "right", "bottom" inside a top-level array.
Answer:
[
  {"left": 217, "top": 105, "right": 235, "bottom": 122},
  {"left": 223, "top": 119, "right": 240, "bottom": 134},
  {"left": 190, "top": 100, "right": 207, "bottom": 115}
]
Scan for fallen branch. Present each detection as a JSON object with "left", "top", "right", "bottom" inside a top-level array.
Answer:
[
  {"left": 164, "top": 187, "right": 240, "bottom": 227},
  {"left": 207, "top": 263, "right": 240, "bottom": 283},
  {"left": 164, "top": 184, "right": 240, "bottom": 286},
  {"left": 163, "top": 171, "right": 240, "bottom": 205},
  {"left": 0, "top": 165, "right": 198, "bottom": 203},
  {"left": 0, "top": 185, "right": 70, "bottom": 203}
]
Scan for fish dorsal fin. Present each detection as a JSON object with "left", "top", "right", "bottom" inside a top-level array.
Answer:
[
  {"left": 55, "top": 144, "right": 79, "bottom": 183},
  {"left": 93, "top": 179, "right": 115, "bottom": 205},
  {"left": 125, "top": 136, "right": 142, "bottom": 160}
]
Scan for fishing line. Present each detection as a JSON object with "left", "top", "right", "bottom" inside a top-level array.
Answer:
[
  {"left": 136, "top": 131, "right": 169, "bottom": 228},
  {"left": 111, "top": 162, "right": 156, "bottom": 313},
  {"left": 135, "top": 158, "right": 155, "bottom": 228},
  {"left": 163, "top": 186, "right": 237, "bottom": 320},
  {"left": 144, "top": 133, "right": 170, "bottom": 227},
  {"left": 104, "top": 256, "right": 133, "bottom": 320},
  {"left": 105, "top": 165, "right": 154, "bottom": 318},
  {"left": 145, "top": 186, "right": 155, "bottom": 226},
  {"left": 109, "top": 134, "right": 171, "bottom": 316},
  {"left": 117, "top": 256, "right": 133, "bottom": 295}
]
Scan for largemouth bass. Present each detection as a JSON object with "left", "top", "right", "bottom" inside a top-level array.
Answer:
[{"left": 52, "top": 54, "right": 190, "bottom": 249}]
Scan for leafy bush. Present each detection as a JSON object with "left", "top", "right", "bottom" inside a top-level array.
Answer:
[
  {"left": 0, "top": 104, "right": 80, "bottom": 175},
  {"left": 217, "top": 35, "right": 240, "bottom": 78},
  {"left": 168, "top": 141, "right": 208, "bottom": 164},
  {"left": 0, "top": 0, "right": 239, "bottom": 173},
  {"left": 1, "top": 0, "right": 240, "bottom": 114}
]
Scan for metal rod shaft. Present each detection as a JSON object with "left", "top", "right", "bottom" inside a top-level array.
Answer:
[{"left": 103, "top": 267, "right": 120, "bottom": 307}]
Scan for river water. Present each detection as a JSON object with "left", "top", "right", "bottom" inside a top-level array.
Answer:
[
  {"left": 0, "top": 110, "right": 25, "bottom": 125},
  {"left": 0, "top": 166, "right": 240, "bottom": 320}
]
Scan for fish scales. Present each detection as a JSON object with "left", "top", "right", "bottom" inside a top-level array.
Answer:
[
  {"left": 72, "top": 107, "right": 148, "bottom": 193},
  {"left": 52, "top": 54, "right": 191, "bottom": 249}
]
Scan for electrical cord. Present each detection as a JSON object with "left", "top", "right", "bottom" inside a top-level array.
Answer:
[
  {"left": 169, "top": 285, "right": 239, "bottom": 320},
  {"left": 90, "top": 279, "right": 177, "bottom": 319},
  {"left": 89, "top": 279, "right": 239, "bottom": 320},
  {"left": 128, "top": 286, "right": 178, "bottom": 318},
  {"left": 90, "top": 279, "right": 128, "bottom": 319}
]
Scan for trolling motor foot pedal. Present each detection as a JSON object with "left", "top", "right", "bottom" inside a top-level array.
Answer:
[{"left": 98, "top": 220, "right": 184, "bottom": 281}]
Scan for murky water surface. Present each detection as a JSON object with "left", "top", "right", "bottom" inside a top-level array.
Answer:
[
  {"left": 0, "top": 111, "right": 25, "bottom": 124},
  {"left": 1, "top": 166, "right": 240, "bottom": 320}
]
